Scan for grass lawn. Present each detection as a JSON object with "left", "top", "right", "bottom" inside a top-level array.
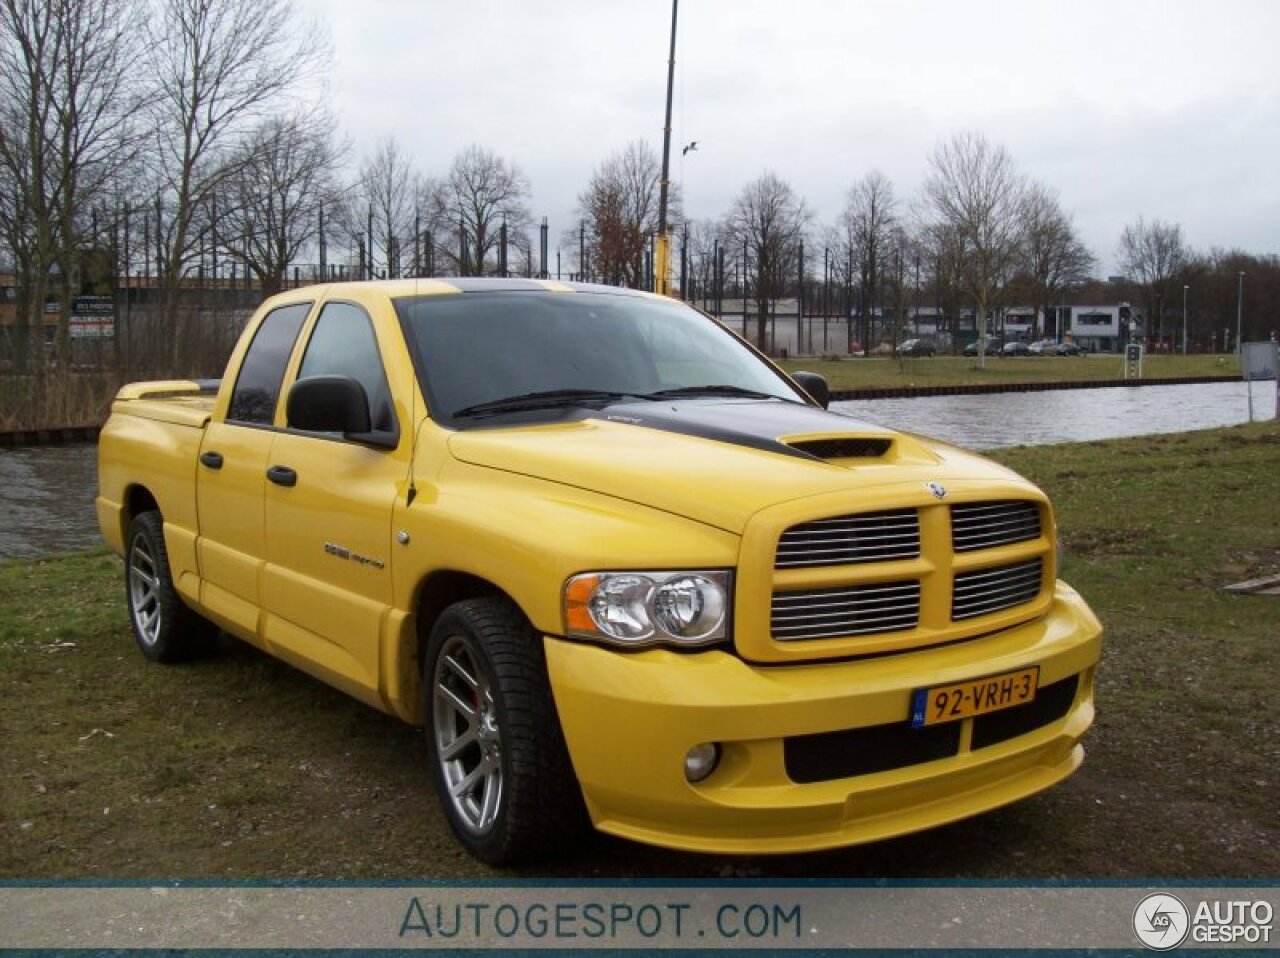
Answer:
[
  {"left": 1, "top": 421, "right": 1276, "bottom": 878},
  {"left": 777, "top": 353, "right": 1240, "bottom": 391}
]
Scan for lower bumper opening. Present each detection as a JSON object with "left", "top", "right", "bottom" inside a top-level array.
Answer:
[{"left": 784, "top": 673, "right": 1081, "bottom": 784}]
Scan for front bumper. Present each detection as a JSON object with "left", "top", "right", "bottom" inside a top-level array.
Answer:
[{"left": 545, "top": 581, "right": 1102, "bottom": 854}]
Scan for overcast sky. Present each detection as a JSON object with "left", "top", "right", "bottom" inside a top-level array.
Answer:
[{"left": 311, "top": 0, "right": 1280, "bottom": 275}]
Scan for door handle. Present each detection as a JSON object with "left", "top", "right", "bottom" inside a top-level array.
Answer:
[
  {"left": 266, "top": 465, "right": 297, "bottom": 487},
  {"left": 199, "top": 451, "right": 224, "bottom": 469}
]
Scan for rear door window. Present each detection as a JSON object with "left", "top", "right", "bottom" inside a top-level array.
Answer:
[{"left": 227, "top": 302, "right": 311, "bottom": 425}]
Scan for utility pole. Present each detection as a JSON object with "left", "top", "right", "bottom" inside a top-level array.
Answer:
[
  {"left": 319, "top": 204, "right": 327, "bottom": 279},
  {"left": 540, "top": 217, "right": 549, "bottom": 279},
  {"left": 122, "top": 203, "right": 131, "bottom": 375},
  {"left": 680, "top": 223, "right": 688, "bottom": 299},
  {"left": 797, "top": 241, "right": 804, "bottom": 355},
  {"left": 1182, "top": 284, "right": 1189, "bottom": 356},
  {"left": 654, "top": 0, "right": 678, "bottom": 296},
  {"left": 1236, "top": 271, "right": 1245, "bottom": 357}
]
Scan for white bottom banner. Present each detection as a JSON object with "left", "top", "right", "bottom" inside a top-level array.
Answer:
[{"left": 0, "top": 884, "right": 1275, "bottom": 951}]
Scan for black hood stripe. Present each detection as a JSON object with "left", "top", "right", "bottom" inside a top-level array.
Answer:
[{"left": 587, "top": 399, "right": 887, "bottom": 461}]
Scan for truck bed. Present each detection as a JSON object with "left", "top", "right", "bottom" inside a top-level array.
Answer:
[{"left": 110, "top": 380, "right": 220, "bottom": 429}]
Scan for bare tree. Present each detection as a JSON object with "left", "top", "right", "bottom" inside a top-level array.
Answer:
[
  {"left": 0, "top": 0, "right": 143, "bottom": 371},
  {"left": 0, "top": 0, "right": 57, "bottom": 373},
  {"left": 1117, "top": 216, "right": 1187, "bottom": 349},
  {"left": 726, "top": 171, "right": 809, "bottom": 351},
  {"left": 915, "top": 220, "right": 971, "bottom": 353},
  {"left": 575, "top": 141, "right": 677, "bottom": 289},
  {"left": 1019, "top": 182, "right": 1095, "bottom": 338},
  {"left": 885, "top": 226, "right": 915, "bottom": 355},
  {"left": 435, "top": 145, "right": 532, "bottom": 277},
  {"left": 146, "top": 0, "right": 326, "bottom": 367},
  {"left": 342, "top": 137, "right": 428, "bottom": 280},
  {"left": 838, "top": 170, "right": 898, "bottom": 354},
  {"left": 217, "top": 109, "right": 342, "bottom": 295},
  {"left": 922, "top": 132, "right": 1026, "bottom": 367},
  {"left": 681, "top": 218, "right": 723, "bottom": 308}
]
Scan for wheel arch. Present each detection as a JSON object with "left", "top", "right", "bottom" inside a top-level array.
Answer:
[
  {"left": 396, "top": 570, "right": 527, "bottom": 725},
  {"left": 111, "top": 484, "right": 160, "bottom": 548},
  {"left": 125, "top": 484, "right": 160, "bottom": 521}
]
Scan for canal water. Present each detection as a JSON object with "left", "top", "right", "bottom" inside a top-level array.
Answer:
[
  {"left": 0, "top": 380, "right": 1274, "bottom": 560},
  {"left": 0, "top": 444, "right": 101, "bottom": 560},
  {"left": 833, "top": 379, "right": 1276, "bottom": 449}
]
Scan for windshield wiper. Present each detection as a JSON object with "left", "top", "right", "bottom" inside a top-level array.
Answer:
[
  {"left": 452, "top": 388, "right": 644, "bottom": 419},
  {"left": 453, "top": 384, "right": 790, "bottom": 419},
  {"left": 646, "top": 384, "right": 784, "bottom": 401}
]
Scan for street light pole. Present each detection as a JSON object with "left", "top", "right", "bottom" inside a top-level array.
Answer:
[
  {"left": 1181, "top": 285, "right": 1189, "bottom": 356},
  {"left": 1236, "top": 271, "right": 1245, "bottom": 356},
  {"left": 654, "top": 0, "right": 678, "bottom": 297}
]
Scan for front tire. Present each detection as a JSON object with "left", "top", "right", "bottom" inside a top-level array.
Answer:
[
  {"left": 423, "top": 597, "right": 587, "bottom": 864},
  {"left": 125, "top": 511, "right": 218, "bottom": 663}
]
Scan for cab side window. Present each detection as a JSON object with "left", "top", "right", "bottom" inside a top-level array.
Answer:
[
  {"left": 227, "top": 302, "right": 312, "bottom": 425},
  {"left": 297, "top": 302, "right": 395, "bottom": 434}
]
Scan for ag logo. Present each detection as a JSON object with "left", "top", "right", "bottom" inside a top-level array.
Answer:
[
  {"left": 1133, "top": 893, "right": 1190, "bottom": 950},
  {"left": 925, "top": 481, "right": 947, "bottom": 500}
]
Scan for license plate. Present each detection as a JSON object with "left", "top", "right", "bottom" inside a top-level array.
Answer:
[{"left": 910, "top": 666, "right": 1040, "bottom": 728}]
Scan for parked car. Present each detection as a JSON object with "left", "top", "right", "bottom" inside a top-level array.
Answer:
[
  {"left": 1028, "top": 339, "right": 1058, "bottom": 355},
  {"left": 1056, "top": 342, "right": 1086, "bottom": 356},
  {"left": 1002, "top": 341, "right": 1031, "bottom": 357},
  {"left": 963, "top": 336, "right": 1000, "bottom": 357},
  {"left": 899, "top": 338, "right": 935, "bottom": 357}
]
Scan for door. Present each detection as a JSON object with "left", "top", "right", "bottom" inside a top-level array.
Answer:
[
  {"left": 196, "top": 301, "right": 311, "bottom": 638},
  {"left": 261, "top": 300, "right": 405, "bottom": 705}
]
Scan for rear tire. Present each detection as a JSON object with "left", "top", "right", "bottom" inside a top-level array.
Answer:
[
  {"left": 125, "top": 511, "right": 219, "bottom": 663},
  {"left": 423, "top": 596, "right": 588, "bottom": 864}
]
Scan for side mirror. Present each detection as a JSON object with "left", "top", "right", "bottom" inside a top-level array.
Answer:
[
  {"left": 791, "top": 371, "right": 830, "bottom": 409},
  {"left": 287, "top": 375, "right": 372, "bottom": 435}
]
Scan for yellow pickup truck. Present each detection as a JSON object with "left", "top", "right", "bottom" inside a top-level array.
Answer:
[{"left": 97, "top": 278, "right": 1102, "bottom": 864}]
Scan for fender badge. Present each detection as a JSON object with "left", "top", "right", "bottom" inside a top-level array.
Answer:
[{"left": 926, "top": 481, "right": 947, "bottom": 500}]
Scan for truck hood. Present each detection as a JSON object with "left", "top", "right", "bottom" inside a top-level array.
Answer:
[{"left": 446, "top": 399, "right": 1026, "bottom": 533}]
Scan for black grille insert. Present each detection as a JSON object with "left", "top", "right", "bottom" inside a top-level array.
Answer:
[
  {"left": 785, "top": 718, "right": 962, "bottom": 783},
  {"left": 783, "top": 673, "right": 1083, "bottom": 784},
  {"left": 787, "top": 437, "right": 891, "bottom": 460},
  {"left": 972, "top": 674, "right": 1080, "bottom": 749}
]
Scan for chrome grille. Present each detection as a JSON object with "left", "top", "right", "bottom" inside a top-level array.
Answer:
[
  {"left": 771, "top": 581, "right": 920, "bottom": 640},
  {"left": 951, "top": 500, "right": 1041, "bottom": 552},
  {"left": 775, "top": 508, "right": 919, "bottom": 569},
  {"left": 952, "top": 558, "right": 1043, "bottom": 620}
]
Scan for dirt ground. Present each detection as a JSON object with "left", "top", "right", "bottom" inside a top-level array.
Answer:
[{"left": 2, "top": 423, "right": 1277, "bottom": 879}]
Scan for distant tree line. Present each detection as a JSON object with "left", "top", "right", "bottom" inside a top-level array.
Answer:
[
  {"left": 676, "top": 132, "right": 1276, "bottom": 361},
  {"left": 2, "top": 0, "right": 1276, "bottom": 381}
]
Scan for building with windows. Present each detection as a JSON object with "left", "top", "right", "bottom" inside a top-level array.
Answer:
[{"left": 1055, "top": 304, "right": 1135, "bottom": 352}]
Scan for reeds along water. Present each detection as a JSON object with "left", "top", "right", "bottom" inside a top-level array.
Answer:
[
  {"left": 0, "top": 371, "right": 121, "bottom": 433},
  {"left": 0, "top": 305, "right": 246, "bottom": 432}
]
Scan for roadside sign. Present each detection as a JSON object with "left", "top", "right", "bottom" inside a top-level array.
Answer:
[
  {"left": 1241, "top": 341, "right": 1279, "bottom": 421},
  {"left": 1242, "top": 341, "right": 1277, "bottom": 381},
  {"left": 1124, "top": 343, "right": 1142, "bottom": 379},
  {"left": 70, "top": 295, "right": 115, "bottom": 339}
]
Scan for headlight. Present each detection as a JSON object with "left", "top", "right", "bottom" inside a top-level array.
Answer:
[{"left": 564, "top": 570, "right": 731, "bottom": 648}]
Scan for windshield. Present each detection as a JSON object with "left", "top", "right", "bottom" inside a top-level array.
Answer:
[{"left": 394, "top": 290, "right": 806, "bottom": 424}]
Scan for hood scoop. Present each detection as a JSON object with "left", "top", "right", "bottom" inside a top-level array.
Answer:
[{"left": 784, "top": 436, "right": 892, "bottom": 461}]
